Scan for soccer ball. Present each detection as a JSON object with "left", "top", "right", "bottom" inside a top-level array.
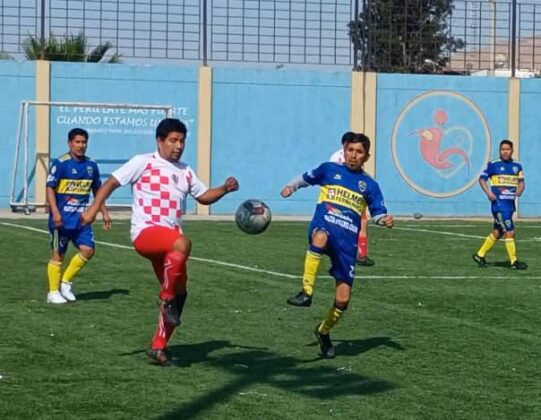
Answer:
[{"left": 235, "top": 199, "right": 272, "bottom": 234}]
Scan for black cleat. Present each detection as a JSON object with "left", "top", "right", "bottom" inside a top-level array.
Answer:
[
  {"left": 510, "top": 260, "right": 528, "bottom": 270},
  {"left": 287, "top": 291, "right": 312, "bottom": 307},
  {"left": 162, "top": 299, "right": 181, "bottom": 326},
  {"left": 357, "top": 256, "right": 375, "bottom": 266},
  {"left": 314, "top": 324, "right": 335, "bottom": 359},
  {"left": 472, "top": 253, "right": 487, "bottom": 268},
  {"left": 146, "top": 348, "right": 171, "bottom": 366}
]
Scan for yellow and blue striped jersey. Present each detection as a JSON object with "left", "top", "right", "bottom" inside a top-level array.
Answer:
[
  {"left": 303, "top": 162, "right": 387, "bottom": 235},
  {"left": 480, "top": 159, "right": 524, "bottom": 212},
  {"left": 46, "top": 153, "right": 101, "bottom": 229}
]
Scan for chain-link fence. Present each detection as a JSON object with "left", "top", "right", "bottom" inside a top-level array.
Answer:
[{"left": 1, "top": 0, "right": 540, "bottom": 73}]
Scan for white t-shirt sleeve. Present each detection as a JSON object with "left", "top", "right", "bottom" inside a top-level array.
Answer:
[
  {"left": 186, "top": 167, "right": 209, "bottom": 198},
  {"left": 329, "top": 149, "right": 344, "bottom": 163},
  {"left": 112, "top": 155, "right": 148, "bottom": 186}
]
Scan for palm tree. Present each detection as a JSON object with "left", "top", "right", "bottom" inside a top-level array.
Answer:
[{"left": 23, "top": 32, "right": 120, "bottom": 63}]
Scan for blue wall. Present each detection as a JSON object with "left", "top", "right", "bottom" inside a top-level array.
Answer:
[
  {"left": 50, "top": 62, "right": 199, "bottom": 209},
  {"left": 210, "top": 68, "right": 351, "bottom": 215},
  {"left": 0, "top": 62, "right": 35, "bottom": 208},
  {"left": 519, "top": 79, "right": 541, "bottom": 218},
  {"left": 1, "top": 61, "right": 539, "bottom": 217},
  {"left": 376, "top": 74, "right": 508, "bottom": 216}
]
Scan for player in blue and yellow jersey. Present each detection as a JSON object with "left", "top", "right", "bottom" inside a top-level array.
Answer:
[
  {"left": 473, "top": 139, "right": 527, "bottom": 270},
  {"left": 46, "top": 128, "right": 111, "bottom": 304},
  {"left": 281, "top": 133, "right": 394, "bottom": 358}
]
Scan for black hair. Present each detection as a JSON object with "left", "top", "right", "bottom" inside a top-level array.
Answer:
[
  {"left": 341, "top": 131, "right": 356, "bottom": 145},
  {"left": 500, "top": 139, "right": 514, "bottom": 149},
  {"left": 68, "top": 128, "right": 89, "bottom": 141},
  {"left": 156, "top": 118, "right": 187, "bottom": 140},
  {"left": 342, "top": 132, "right": 371, "bottom": 154}
]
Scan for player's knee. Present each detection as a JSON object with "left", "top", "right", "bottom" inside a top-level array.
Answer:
[
  {"left": 173, "top": 236, "right": 191, "bottom": 255},
  {"left": 80, "top": 248, "right": 95, "bottom": 260},
  {"left": 311, "top": 230, "right": 328, "bottom": 247},
  {"left": 334, "top": 300, "right": 349, "bottom": 311}
]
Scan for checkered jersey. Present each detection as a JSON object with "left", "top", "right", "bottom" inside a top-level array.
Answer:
[{"left": 112, "top": 152, "right": 208, "bottom": 241}]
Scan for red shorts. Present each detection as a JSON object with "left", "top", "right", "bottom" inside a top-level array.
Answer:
[{"left": 133, "top": 225, "right": 183, "bottom": 260}]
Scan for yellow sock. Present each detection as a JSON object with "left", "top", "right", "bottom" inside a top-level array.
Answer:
[
  {"left": 319, "top": 305, "right": 344, "bottom": 335},
  {"left": 477, "top": 233, "right": 497, "bottom": 258},
  {"left": 62, "top": 253, "right": 89, "bottom": 283},
  {"left": 504, "top": 238, "right": 517, "bottom": 264},
  {"left": 47, "top": 261, "right": 63, "bottom": 292},
  {"left": 302, "top": 251, "right": 322, "bottom": 296}
]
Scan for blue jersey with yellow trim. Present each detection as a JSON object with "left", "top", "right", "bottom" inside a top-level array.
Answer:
[
  {"left": 47, "top": 153, "right": 101, "bottom": 229},
  {"left": 303, "top": 162, "right": 387, "bottom": 240},
  {"left": 480, "top": 159, "right": 524, "bottom": 212}
]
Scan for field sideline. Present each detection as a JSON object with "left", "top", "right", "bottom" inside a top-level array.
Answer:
[{"left": 0, "top": 218, "right": 539, "bottom": 419}]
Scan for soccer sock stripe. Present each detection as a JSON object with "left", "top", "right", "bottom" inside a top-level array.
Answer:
[
  {"left": 160, "top": 251, "right": 187, "bottom": 301},
  {"left": 47, "top": 260, "right": 63, "bottom": 293},
  {"left": 152, "top": 306, "right": 171, "bottom": 350},
  {"left": 504, "top": 238, "right": 517, "bottom": 264},
  {"left": 319, "top": 305, "right": 344, "bottom": 335},
  {"left": 62, "top": 253, "right": 88, "bottom": 283},
  {"left": 477, "top": 233, "right": 497, "bottom": 258}
]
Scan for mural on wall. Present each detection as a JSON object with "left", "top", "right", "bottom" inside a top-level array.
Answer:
[{"left": 391, "top": 90, "right": 492, "bottom": 199}]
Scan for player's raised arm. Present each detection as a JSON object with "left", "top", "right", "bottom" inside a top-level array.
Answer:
[
  {"left": 196, "top": 176, "right": 239, "bottom": 205},
  {"left": 281, "top": 164, "right": 327, "bottom": 198},
  {"left": 82, "top": 177, "right": 121, "bottom": 226}
]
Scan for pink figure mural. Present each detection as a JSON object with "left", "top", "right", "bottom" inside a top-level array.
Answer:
[{"left": 412, "top": 109, "right": 470, "bottom": 171}]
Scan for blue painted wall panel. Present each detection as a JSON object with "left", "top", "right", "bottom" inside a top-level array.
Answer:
[
  {"left": 376, "top": 74, "right": 508, "bottom": 216},
  {"left": 0, "top": 62, "right": 35, "bottom": 208},
  {"left": 50, "top": 63, "right": 199, "bottom": 209},
  {"left": 210, "top": 68, "right": 351, "bottom": 215},
  {"left": 518, "top": 79, "right": 541, "bottom": 217}
]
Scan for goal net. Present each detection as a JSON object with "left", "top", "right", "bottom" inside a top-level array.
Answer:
[{"left": 10, "top": 100, "right": 173, "bottom": 213}]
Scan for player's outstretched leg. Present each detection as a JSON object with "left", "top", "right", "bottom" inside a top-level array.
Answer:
[{"left": 287, "top": 244, "right": 324, "bottom": 307}]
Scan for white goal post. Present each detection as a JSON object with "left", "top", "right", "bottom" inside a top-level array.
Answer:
[{"left": 10, "top": 100, "right": 173, "bottom": 213}]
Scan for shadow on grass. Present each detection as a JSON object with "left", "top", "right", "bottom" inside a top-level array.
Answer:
[
  {"left": 333, "top": 336, "right": 405, "bottom": 356},
  {"left": 152, "top": 339, "right": 397, "bottom": 419},
  {"left": 76, "top": 288, "right": 130, "bottom": 301}
]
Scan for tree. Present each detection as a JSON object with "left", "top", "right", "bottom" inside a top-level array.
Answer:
[
  {"left": 348, "top": 0, "right": 463, "bottom": 73},
  {"left": 22, "top": 32, "right": 120, "bottom": 63}
]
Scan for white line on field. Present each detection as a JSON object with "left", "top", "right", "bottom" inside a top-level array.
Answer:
[
  {"left": 394, "top": 226, "right": 541, "bottom": 242},
  {"left": 2, "top": 222, "right": 539, "bottom": 280},
  {"left": 393, "top": 226, "right": 485, "bottom": 239}
]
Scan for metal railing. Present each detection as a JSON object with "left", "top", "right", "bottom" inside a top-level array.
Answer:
[{"left": 0, "top": 0, "right": 540, "bottom": 73}]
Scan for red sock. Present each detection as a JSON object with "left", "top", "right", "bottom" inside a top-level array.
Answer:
[
  {"left": 160, "top": 251, "right": 186, "bottom": 301},
  {"left": 151, "top": 305, "right": 176, "bottom": 350},
  {"left": 358, "top": 235, "right": 368, "bottom": 258}
]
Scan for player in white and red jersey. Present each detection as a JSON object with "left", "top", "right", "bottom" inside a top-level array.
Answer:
[
  {"left": 330, "top": 132, "right": 374, "bottom": 266},
  {"left": 82, "top": 118, "right": 239, "bottom": 366}
]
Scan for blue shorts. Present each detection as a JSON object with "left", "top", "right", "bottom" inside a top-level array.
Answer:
[
  {"left": 49, "top": 225, "right": 95, "bottom": 255},
  {"left": 308, "top": 222, "right": 357, "bottom": 286},
  {"left": 492, "top": 209, "right": 515, "bottom": 233}
]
